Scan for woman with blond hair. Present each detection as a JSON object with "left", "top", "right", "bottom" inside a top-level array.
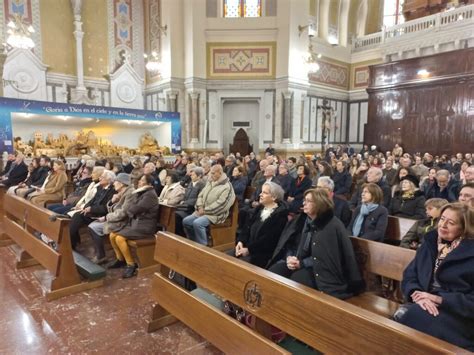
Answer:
[{"left": 28, "top": 160, "right": 68, "bottom": 207}]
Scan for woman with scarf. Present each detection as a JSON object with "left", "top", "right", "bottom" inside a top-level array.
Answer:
[
  {"left": 348, "top": 183, "right": 388, "bottom": 242},
  {"left": 287, "top": 164, "right": 312, "bottom": 213},
  {"left": 390, "top": 174, "right": 426, "bottom": 220},
  {"left": 395, "top": 203, "right": 474, "bottom": 351}
]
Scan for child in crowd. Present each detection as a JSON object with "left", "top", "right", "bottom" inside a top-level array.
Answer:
[{"left": 399, "top": 198, "right": 448, "bottom": 249}]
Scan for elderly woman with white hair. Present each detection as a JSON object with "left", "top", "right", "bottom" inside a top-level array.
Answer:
[
  {"left": 69, "top": 169, "right": 116, "bottom": 250},
  {"left": 231, "top": 181, "right": 288, "bottom": 267}
]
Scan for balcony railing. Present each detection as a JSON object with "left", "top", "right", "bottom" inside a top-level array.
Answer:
[{"left": 353, "top": 4, "right": 474, "bottom": 51}]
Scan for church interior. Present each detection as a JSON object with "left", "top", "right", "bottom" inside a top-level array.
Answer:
[{"left": 0, "top": 0, "right": 473, "bottom": 353}]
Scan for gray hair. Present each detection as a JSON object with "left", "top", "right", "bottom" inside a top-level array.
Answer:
[
  {"left": 101, "top": 169, "right": 116, "bottom": 183},
  {"left": 263, "top": 181, "right": 284, "bottom": 202},
  {"left": 437, "top": 169, "right": 450, "bottom": 179},
  {"left": 317, "top": 176, "right": 335, "bottom": 192},
  {"left": 191, "top": 166, "right": 204, "bottom": 177}
]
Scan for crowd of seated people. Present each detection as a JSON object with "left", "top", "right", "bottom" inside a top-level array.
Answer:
[{"left": 1, "top": 144, "right": 473, "bottom": 349}]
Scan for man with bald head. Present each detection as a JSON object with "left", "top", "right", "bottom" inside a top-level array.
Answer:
[
  {"left": 182, "top": 164, "right": 235, "bottom": 245},
  {"left": 349, "top": 167, "right": 391, "bottom": 209}
]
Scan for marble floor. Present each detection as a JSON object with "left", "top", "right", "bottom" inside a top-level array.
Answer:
[{"left": 0, "top": 242, "right": 221, "bottom": 354}]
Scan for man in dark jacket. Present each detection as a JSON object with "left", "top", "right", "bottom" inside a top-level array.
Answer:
[
  {"left": 69, "top": 170, "right": 116, "bottom": 250},
  {"left": 349, "top": 167, "right": 391, "bottom": 209},
  {"left": 316, "top": 176, "right": 351, "bottom": 227},
  {"left": 425, "top": 169, "right": 459, "bottom": 202},
  {"left": 0, "top": 153, "right": 28, "bottom": 187},
  {"left": 175, "top": 167, "right": 206, "bottom": 236}
]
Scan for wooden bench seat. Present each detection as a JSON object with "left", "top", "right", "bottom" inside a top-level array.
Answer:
[
  {"left": 208, "top": 199, "right": 239, "bottom": 251},
  {"left": 0, "top": 186, "right": 14, "bottom": 247},
  {"left": 3, "top": 194, "right": 104, "bottom": 300},
  {"left": 147, "top": 232, "right": 464, "bottom": 353},
  {"left": 347, "top": 237, "right": 416, "bottom": 317}
]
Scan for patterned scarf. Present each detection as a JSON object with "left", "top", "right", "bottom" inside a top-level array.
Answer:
[{"left": 434, "top": 236, "right": 463, "bottom": 273}]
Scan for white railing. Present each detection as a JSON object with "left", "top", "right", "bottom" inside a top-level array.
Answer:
[{"left": 352, "top": 4, "right": 474, "bottom": 51}]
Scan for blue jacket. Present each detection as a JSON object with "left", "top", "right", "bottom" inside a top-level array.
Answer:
[{"left": 399, "top": 231, "right": 474, "bottom": 351}]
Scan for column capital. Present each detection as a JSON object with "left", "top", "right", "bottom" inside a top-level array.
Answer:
[
  {"left": 189, "top": 91, "right": 200, "bottom": 100},
  {"left": 282, "top": 90, "right": 293, "bottom": 100}
]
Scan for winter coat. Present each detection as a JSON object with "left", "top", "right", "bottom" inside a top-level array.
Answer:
[
  {"left": 399, "top": 232, "right": 474, "bottom": 351},
  {"left": 269, "top": 211, "right": 364, "bottom": 300},
  {"left": 231, "top": 176, "right": 248, "bottom": 203},
  {"left": 84, "top": 184, "right": 116, "bottom": 217},
  {"left": 65, "top": 177, "right": 93, "bottom": 206},
  {"left": 275, "top": 174, "right": 293, "bottom": 198},
  {"left": 288, "top": 175, "right": 312, "bottom": 212},
  {"left": 196, "top": 173, "right": 236, "bottom": 224},
  {"left": 389, "top": 190, "right": 426, "bottom": 220},
  {"left": 103, "top": 186, "right": 135, "bottom": 234},
  {"left": 29, "top": 171, "right": 68, "bottom": 207},
  {"left": 237, "top": 202, "right": 288, "bottom": 267},
  {"left": 425, "top": 180, "right": 460, "bottom": 202},
  {"left": 333, "top": 170, "right": 352, "bottom": 195},
  {"left": 400, "top": 217, "right": 437, "bottom": 249},
  {"left": 348, "top": 205, "right": 388, "bottom": 242},
  {"left": 175, "top": 179, "right": 206, "bottom": 217},
  {"left": 159, "top": 182, "right": 185, "bottom": 206},
  {"left": 334, "top": 196, "right": 352, "bottom": 227},
  {"left": 2, "top": 161, "right": 28, "bottom": 187},
  {"left": 117, "top": 186, "right": 159, "bottom": 239}
]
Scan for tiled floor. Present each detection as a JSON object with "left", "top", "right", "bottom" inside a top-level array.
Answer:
[{"left": 0, "top": 241, "right": 221, "bottom": 354}]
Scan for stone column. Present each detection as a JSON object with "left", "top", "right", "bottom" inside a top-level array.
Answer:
[
  {"left": 356, "top": 0, "right": 368, "bottom": 37},
  {"left": 189, "top": 91, "right": 199, "bottom": 144},
  {"left": 338, "top": 0, "right": 350, "bottom": 47},
  {"left": 282, "top": 91, "right": 293, "bottom": 144},
  {"left": 0, "top": 54, "right": 6, "bottom": 97},
  {"left": 319, "top": 0, "right": 330, "bottom": 42},
  {"left": 167, "top": 89, "right": 179, "bottom": 112},
  {"left": 70, "top": 0, "right": 93, "bottom": 104}
]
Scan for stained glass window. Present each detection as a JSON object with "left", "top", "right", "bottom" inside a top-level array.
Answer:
[{"left": 224, "top": 0, "right": 261, "bottom": 18}]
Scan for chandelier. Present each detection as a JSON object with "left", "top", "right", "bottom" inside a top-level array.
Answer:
[
  {"left": 5, "top": 14, "right": 35, "bottom": 50},
  {"left": 144, "top": 51, "right": 163, "bottom": 73}
]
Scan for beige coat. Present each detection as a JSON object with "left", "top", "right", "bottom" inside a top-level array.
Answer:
[
  {"left": 159, "top": 182, "right": 185, "bottom": 206},
  {"left": 196, "top": 173, "right": 235, "bottom": 224},
  {"left": 29, "top": 171, "right": 68, "bottom": 207}
]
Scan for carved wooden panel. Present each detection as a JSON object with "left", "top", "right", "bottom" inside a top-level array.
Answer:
[{"left": 365, "top": 48, "right": 474, "bottom": 155}]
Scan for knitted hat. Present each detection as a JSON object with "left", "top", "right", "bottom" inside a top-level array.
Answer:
[
  {"left": 115, "top": 173, "right": 131, "bottom": 186},
  {"left": 401, "top": 174, "right": 419, "bottom": 187}
]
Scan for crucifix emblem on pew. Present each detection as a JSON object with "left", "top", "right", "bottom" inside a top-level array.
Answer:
[{"left": 244, "top": 281, "right": 262, "bottom": 309}]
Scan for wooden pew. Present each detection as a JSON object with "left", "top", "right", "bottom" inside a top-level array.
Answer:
[
  {"left": 385, "top": 215, "right": 418, "bottom": 245},
  {"left": 208, "top": 199, "right": 239, "bottom": 252},
  {"left": 127, "top": 203, "right": 177, "bottom": 277},
  {"left": 147, "top": 232, "right": 464, "bottom": 353},
  {"left": 0, "top": 185, "right": 14, "bottom": 246},
  {"left": 347, "top": 237, "right": 416, "bottom": 317},
  {"left": 3, "top": 194, "right": 103, "bottom": 301}
]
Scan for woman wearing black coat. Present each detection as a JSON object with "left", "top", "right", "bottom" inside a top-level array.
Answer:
[
  {"left": 287, "top": 164, "right": 312, "bottom": 213},
  {"left": 389, "top": 175, "right": 426, "bottom": 220},
  {"left": 108, "top": 174, "right": 159, "bottom": 278},
  {"left": 269, "top": 188, "right": 363, "bottom": 300},
  {"left": 348, "top": 183, "right": 388, "bottom": 242},
  {"left": 231, "top": 182, "right": 288, "bottom": 268},
  {"left": 396, "top": 203, "right": 474, "bottom": 351}
]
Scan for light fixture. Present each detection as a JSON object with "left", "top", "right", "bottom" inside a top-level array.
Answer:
[
  {"left": 417, "top": 69, "right": 429, "bottom": 77},
  {"left": 5, "top": 14, "right": 35, "bottom": 50},
  {"left": 144, "top": 51, "right": 163, "bottom": 73},
  {"left": 305, "top": 44, "right": 320, "bottom": 74},
  {"left": 327, "top": 34, "right": 338, "bottom": 46},
  {"left": 298, "top": 22, "right": 317, "bottom": 38}
]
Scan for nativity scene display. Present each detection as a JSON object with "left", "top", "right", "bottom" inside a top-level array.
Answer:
[{"left": 13, "top": 130, "right": 170, "bottom": 158}]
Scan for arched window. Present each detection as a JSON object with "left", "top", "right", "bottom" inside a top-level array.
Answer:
[
  {"left": 224, "top": 0, "right": 262, "bottom": 18},
  {"left": 383, "top": 0, "right": 405, "bottom": 27}
]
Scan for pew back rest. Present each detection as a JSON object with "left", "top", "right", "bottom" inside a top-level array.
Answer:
[
  {"left": 158, "top": 203, "right": 176, "bottom": 233},
  {"left": 350, "top": 236, "right": 416, "bottom": 281},
  {"left": 5, "top": 194, "right": 66, "bottom": 244},
  {"left": 153, "top": 232, "right": 462, "bottom": 354},
  {"left": 385, "top": 216, "right": 417, "bottom": 244}
]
